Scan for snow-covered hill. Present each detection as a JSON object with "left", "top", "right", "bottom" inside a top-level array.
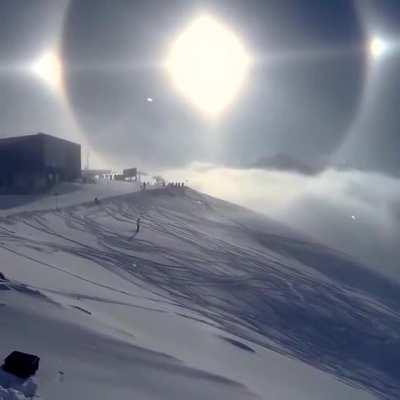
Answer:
[{"left": 0, "top": 183, "right": 398, "bottom": 399}]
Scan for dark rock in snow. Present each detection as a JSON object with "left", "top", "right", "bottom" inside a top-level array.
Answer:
[{"left": 2, "top": 351, "right": 40, "bottom": 379}]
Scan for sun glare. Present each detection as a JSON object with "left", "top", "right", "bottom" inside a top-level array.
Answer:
[
  {"left": 31, "top": 50, "right": 63, "bottom": 93},
  {"left": 166, "top": 15, "right": 251, "bottom": 117},
  {"left": 369, "top": 37, "right": 387, "bottom": 59}
]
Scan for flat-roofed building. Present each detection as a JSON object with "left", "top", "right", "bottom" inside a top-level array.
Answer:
[{"left": 0, "top": 133, "right": 81, "bottom": 194}]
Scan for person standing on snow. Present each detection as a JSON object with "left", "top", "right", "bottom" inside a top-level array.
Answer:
[{"left": 130, "top": 217, "right": 141, "bottom": 240}]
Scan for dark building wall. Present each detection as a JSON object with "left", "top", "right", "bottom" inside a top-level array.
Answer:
[
  {"left": 41, "top": 134, "right": 81, "bottom": 181},
  {"left": 0, "top": 135, "right": 44, "bottom": 175},
  {"left": 0, "top": 133, "right": 81, "bottom": 194}
]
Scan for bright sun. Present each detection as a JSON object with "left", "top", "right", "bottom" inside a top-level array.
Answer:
[
  {"left": 369, "top": 37, "right": 387, "bottom": 59},
  {"left": 166, "top": 15, "right": 251, "bottom": 117},
  {"left": 31, "top": 50, "right": 63, "bottom": 93}
]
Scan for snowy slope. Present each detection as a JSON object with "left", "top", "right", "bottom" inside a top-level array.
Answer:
[
  {"left": 0, "top": 183, "right": 399, "bottom": 399},
  {"left": 0, "top": 180, "right": 140, "bottom": 215}
]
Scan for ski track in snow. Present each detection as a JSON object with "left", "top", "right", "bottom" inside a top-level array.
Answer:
[{"left": 0, "top": 188, "right": 400, "bottom": 399}]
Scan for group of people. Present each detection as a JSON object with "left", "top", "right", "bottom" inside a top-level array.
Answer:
[
  {"left": 141, "top": 180, "right": 186, "bottom": 191},
  {"left": 166, "top": 182, "right": 185, "bottom": 189}
]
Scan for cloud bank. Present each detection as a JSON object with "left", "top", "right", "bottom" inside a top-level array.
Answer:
[{"left": 163, "top": 163, "right": 400, "bottom": 281}]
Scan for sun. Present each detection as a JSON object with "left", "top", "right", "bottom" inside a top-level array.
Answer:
[
  {"left": 165, "top": 15, "right": 251, "bottom": 117},
  {"left": 31, "top": 50, "right": 63, "bottom": 93},
  {"left": 369, "top": 37, "right": 387, "bottom": 59}
]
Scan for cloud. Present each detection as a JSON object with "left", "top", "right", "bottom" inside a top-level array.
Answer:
[{"left": 163, "top": 163, "right": 400, "bottom": 280}]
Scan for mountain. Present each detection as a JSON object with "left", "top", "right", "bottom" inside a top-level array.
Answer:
[
  {"left": 0, "top": 183, "right": 398, "bottom": 399},
  {"left": 249, "top": 153, "right": 323, "bottom": 175}
]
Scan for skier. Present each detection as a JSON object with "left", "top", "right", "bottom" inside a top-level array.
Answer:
[{"left": 130, "top": 217, "right": 141, "bottom": 240}]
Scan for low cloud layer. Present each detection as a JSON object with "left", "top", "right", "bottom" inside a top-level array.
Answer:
[{"left": 163, "top": 163, "right": 400, "bottom": 281}]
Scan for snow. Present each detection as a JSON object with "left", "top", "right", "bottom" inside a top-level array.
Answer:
[
  {"left": 0, "top": 180, "right": 140, "bottom": 215},
  {"left": 0, "top": 387, "right": 26, "bottom": 400},
  {"left": 0, "top": 370, "right": 38, "bottom": 400},
  {"left": 0, "top": 183, "right": 398, "bottom": 399}
]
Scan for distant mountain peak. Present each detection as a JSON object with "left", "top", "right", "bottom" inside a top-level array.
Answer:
[{"left": 249, "top": 153, "right": 321, "bottom": 175}]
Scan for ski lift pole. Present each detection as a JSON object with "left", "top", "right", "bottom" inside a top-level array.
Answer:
[{"left": 54, "top": 191, "right": 59, "bottom": 211}]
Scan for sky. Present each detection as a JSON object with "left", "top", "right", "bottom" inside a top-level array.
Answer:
[
  {"left": 62, "top": 0, "right": 366, "bottom": 170},
  {"left": 0, "top": 0, "right": 399, "bottom": 278},
  {"left": 0, "top": 0, "right": 398, "bottom": 173}
]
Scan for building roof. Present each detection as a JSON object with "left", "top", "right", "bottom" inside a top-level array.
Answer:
[{"left": 0, "top": 133, "right": 80, "bottom": 147}]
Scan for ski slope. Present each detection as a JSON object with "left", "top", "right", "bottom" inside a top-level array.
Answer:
[{"left": 0, "top": 182, "right": 398, "bottom": 399}]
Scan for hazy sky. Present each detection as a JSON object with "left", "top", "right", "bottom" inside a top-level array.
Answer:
[
  {"left": 0, "top": 0, "right": 399, "bottom": 174},
  {"left": 63, "top": 0, "right": 364, "bottom": 169}
]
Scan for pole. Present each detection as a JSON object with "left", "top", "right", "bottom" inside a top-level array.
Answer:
[{"left": 54, "top": 192, "right": 59, "bottom": 211}]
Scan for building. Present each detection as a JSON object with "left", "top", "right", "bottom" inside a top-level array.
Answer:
[
  {"left": 82, "top": 169, "right": 112, "bottom": 183},
  {"left": 0, "top": 133, "right": 81, "bottom": 194},
  {"left": 122, "top": 167, "right": 137, "bottom": 181}
]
